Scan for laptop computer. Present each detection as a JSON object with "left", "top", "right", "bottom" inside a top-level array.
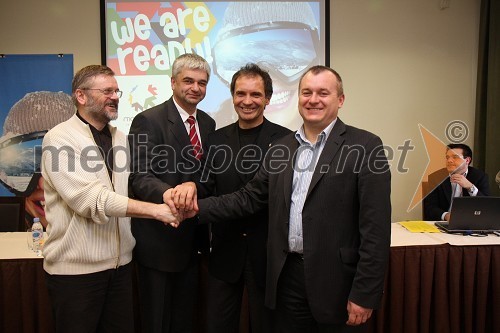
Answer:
[{"left": 435, "top": 196, "right": 500, "bottom": 234}]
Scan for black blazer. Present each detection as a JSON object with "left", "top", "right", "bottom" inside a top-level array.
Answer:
[
  {"left": 202, "top": 118, "right": 291, "bottom": 288},
  {"left": 199, "top": 119, "right": 392, "bottom": 323},
  {"left": 423, "top": 166, "right": 490, "bottom": 221},
  {"left": 128, "top": 97, "right": 215, "bottom": 272}
]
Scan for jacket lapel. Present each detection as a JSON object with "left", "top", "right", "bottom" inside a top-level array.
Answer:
[
  {"left": 306, "top": 120, "right": 346, "bottom": 198},
  {"left": 166, "top": 99, "right": 191, "bottom": 149},
  {"left": 443, "top": 177, "right": 453, "bottom": 205},
  {"left": 197, "top": 111, "right": 212, "bottom": 146},
  {"left": 283, "top": 135, "right": 299, "bottom": 214},
  {"left": 254, "top": 118, "right": 273, "bottom": 152}
]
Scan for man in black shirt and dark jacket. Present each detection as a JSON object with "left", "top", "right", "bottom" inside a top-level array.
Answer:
[{"left": 202, "top": 63, "right": 291, "bottom": 333}]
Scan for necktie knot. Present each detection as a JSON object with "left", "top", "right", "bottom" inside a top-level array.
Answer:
[{"left": 187, "top": 115, "right": 196, "bottom": 126}]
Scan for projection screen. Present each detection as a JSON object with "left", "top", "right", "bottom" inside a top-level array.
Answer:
[{"left": 101, "top": 1, "right": 330, "bottom": 132}]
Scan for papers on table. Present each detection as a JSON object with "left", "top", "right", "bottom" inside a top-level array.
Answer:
[{"left": 398, "top": 221, "right": 441, "bottom": 233}]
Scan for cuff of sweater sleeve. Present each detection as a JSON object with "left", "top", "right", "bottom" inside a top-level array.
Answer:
[{"left": 105, "top": 192, "right": 129, "bottom": 217}]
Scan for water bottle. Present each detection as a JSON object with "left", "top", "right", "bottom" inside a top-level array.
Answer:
[{"left": 32, "top": 217, "right": 44, "bottom": 256}]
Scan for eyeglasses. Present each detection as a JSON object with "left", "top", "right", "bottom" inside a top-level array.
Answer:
[
  {"left": 212, "top": 22, "right": 321, "bottom": 86},
  {"left": 81, "top": 88, "right": 123, "bottom": 98}
]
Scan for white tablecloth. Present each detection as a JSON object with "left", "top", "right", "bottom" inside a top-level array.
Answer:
[
  {"left": 0, "top": 232, "right": 46, "bottom": 259},
  {"left": 391, "top": 221, "right": 500, "bottom": 246},
  {"left": 1, "top": 223, "right": 499, "bottom": 260}
]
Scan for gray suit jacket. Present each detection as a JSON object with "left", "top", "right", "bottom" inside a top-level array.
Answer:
[{"left": 199, "top": 118, "right": 391, "bottom": 323}]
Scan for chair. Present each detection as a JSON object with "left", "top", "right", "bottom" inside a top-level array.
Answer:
[
  {"left": 421, "top": 180, "right": 430, "bottom": 219},
  {"left": 422, "top": 168, "right": 449, "bottom": 220},
  {"left": 0, "top": 196, "right": 26, "bottom": 232}
]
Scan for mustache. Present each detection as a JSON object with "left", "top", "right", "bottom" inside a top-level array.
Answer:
[{"left": 106, "top": 101, "right": 118, "bottom": 108}]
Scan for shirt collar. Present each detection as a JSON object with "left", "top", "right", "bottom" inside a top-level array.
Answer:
[
  {"left": 173, "top": 98, "right": 197, "bottom": 123},
  {"left": 76, "top": 112, "right": 112, "bottom": 137},
  {"left": 295, "top": 118, "right": 337, "bottom": 146}
]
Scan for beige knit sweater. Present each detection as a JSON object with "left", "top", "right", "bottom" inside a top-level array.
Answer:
[{"left": 41, "top": 115, "right": 135, "bottom": 275}]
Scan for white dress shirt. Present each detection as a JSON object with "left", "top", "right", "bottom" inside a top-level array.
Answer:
[{"left": 288, "top": 119, "right": 336, "bottom": 253}]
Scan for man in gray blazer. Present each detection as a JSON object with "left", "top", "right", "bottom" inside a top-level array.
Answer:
[{"left": 170, "top": 66, "right": 392, "bottom": 332}]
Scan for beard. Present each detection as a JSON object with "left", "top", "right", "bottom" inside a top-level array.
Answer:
[{"left": 86, "top": 95, "right": 119, "bottom": 122}]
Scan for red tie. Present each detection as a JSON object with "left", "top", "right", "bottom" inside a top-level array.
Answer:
[{"left": 187, "top": 116, "right": 202, "bottom": 159}]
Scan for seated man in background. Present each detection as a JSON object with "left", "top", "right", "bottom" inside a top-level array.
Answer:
[{"left": 424, "top": 143, "right": 490, "bottom": 221}]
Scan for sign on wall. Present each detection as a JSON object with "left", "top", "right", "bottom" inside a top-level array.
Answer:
[{"left": 0, "top": 54, "right": 74, "bottom": 227}]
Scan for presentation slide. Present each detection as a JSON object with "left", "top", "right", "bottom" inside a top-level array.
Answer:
[{"left": 102, "top": 1, "right": 328, "bottom": 132}]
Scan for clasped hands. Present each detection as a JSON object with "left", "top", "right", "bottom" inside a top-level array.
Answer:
[{"left": 162, "top": 182, "right": 199, "bottom": 227}]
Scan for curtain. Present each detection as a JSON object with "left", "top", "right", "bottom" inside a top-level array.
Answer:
[{"left": 475, "top": 0, "right": 500, "bottom": 196}]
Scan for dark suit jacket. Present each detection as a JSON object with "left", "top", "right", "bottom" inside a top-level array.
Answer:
[
  {"left": 128, "top": 97, "right": 215, "bottom": 272},
  {"left": 199, "top": 119, "right": 392, "bottom": 323},
  {"left": 423, "top": 166, "right": 490, "bottom": 221},
  {"left": 201, "top": 118, "right": 291, "bottom": 288}
]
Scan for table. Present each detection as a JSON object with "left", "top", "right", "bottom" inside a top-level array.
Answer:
[
  {"left": 0, "top": 232, "right": 52, "bottom": 333},
  {"left": 1, "top": 224, "right": 499, "bottom": 333},
  {"left": 366, "top": 223, "right": 500, "bottom": 333}
]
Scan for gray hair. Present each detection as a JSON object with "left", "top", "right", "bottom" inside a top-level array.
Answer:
[{"left": 172, "top": 53, "right": 211, "bottom": 82}]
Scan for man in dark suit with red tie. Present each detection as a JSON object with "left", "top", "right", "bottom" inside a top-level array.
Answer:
[
  {"left": 424, "top": 143, "right": 490, "bottom": 221},
  {"left": 201, "top": 63, "right": 291, "bottom": 333},
  {"left": 170, "top": 65, "right": 392, "bottom": 332},
  {"left": 128, "top": 53, "right": 216, "bottom": 333}
]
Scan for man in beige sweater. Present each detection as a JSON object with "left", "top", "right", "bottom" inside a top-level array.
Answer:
[{"left": 41, "top": 65, "right": 180, "bottom": 333}]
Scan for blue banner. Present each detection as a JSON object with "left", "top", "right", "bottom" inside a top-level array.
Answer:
[
  {"left": 0, "top": 54, "right": 73, "bottom": 130},
  {"left": 0, "top": 54, "right": 73, "bottom": 228}
]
